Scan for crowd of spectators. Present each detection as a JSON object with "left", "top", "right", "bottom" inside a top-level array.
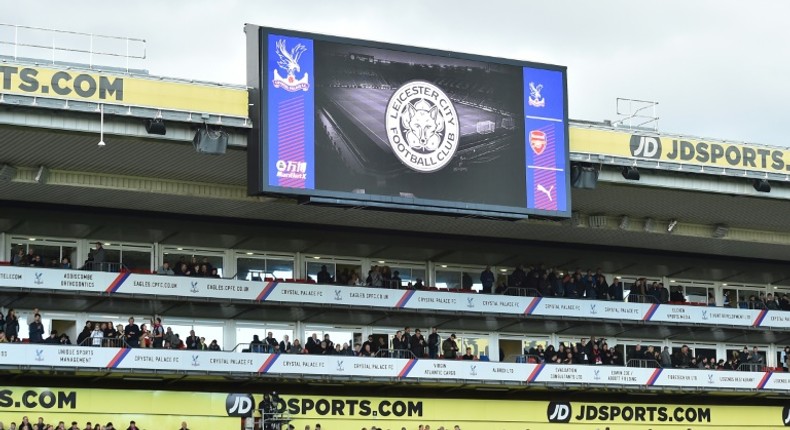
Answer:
[
  {"left": 0, "top": 417, "right": 177, "bottom": 430},
  {"left": 9, "top": 248, "right": 72, "bottom": 270},
  {"left": 156, "top": 256, "right": 221, "bottom": 278}
]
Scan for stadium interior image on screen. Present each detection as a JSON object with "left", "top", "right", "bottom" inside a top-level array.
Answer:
[{"left": 250, "top": 27, "right": 569, "bottom": 218}]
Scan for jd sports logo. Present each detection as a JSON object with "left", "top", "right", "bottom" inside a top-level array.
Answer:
[
  {"left": 630, "top": 135, "right": 662, "bottom": 159},
  {"left": 226, "top": 393, "right": 254, "bottom": 417},
  {"left": 547, "top": 402, "right": 571, "bottom": 423},
  {"left": 782, "top": 406, "right": 790, "bottom": 426}
]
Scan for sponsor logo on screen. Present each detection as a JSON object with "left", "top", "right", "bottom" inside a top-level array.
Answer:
[
  {"left": 272, "top": 39, "right": 310, "bottom": 92},
  {"left": 385, "top": 81, "right": 459, "bottom": 173},
  {"left": 530, "top": 130, "right": 547, "bottom": 155},
  {"left": 528, "top": 82, "right": 545, "bottom": 107},
  {"left": 275, "top": 159, "right": 308, "bottom": 180}
]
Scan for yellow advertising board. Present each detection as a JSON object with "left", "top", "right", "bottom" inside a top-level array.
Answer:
[
  {"left": 0, "top": 63, "right": 248, "bottom": 117},
  {"left": 570, "top": 127, "right": 790, "bottom": 175},
  {"left": 0, "top": 387, "right": 787, "bottom": 430}
]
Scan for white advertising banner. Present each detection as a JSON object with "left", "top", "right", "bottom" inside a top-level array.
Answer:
[
  {"left": 5, "top": 266, "right": 790, "bottom": 331},
  {"left": 1, "top": 344, "right": 790, "bottom": 391},
  {"left": 646, "top": 305, "right": 763, "bottom": 327},
  {"left": 405, "top": 358, "right": 531, "bottom": 382},
  {"left": 0, "top": 343, "right": 118, "bottom": 367},
  {"left": 527, "top": 298, "right": 646, "bottom": 321},
  {"left": 529, "top": 364, "right": 653, "bottom": 386}
]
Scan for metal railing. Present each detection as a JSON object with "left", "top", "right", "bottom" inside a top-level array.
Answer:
[
  {"left": 503, "top": 287, "right": 542, "bottom": 297},
  {"left": 82, "top": 262, "right": 126, "bottom": 273},
  {"left": 736, "top": 362, "right": 766, "bottom": 372},
  {"left": 627, "top": 294, "right": 659, "bottom": 304},
  {"left": 78, "top": 336, "right": 128, "bottom": 348},
  {"left": 627, "top": 358, "right": 661, "bottom": 368},
  {"left": 516, "top": 354, "right": 542, "bottom": 364},
  {"left": 374, "top": 349, "right": 416, "bottom": 359},
  {"left": 0, "top": 23, "right": 146, "bottom": 72}
]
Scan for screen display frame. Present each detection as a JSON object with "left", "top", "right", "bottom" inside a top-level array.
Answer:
[{"left": 246, "top": 24, "right": 571, "bottom": 218}]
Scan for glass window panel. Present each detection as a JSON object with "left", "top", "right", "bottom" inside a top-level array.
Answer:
[
  {"left": 122, "top": 249, "right": 151, "bottom": 272},
  {"left": 306, "top": 262, "right": 335, "bottom": 283},
  {"left": 435, "top": 270, "right": 461, "bottom": 290},
  {"left": 237, "top": 257, "right": 266, "bottom": 281},
  {"left": 685, "top": 286, "right": 709, "bottom": 303},
  {"left": 267, "top": 258, "right": 294, "bottom": 280}
]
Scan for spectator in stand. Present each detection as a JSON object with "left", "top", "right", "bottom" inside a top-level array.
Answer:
[
  {"left": 249, "top": 334, "right": 264, "bottom": 353},
  {"left": 209, "top": 268, "right": 221, "bottom": 278},
  {"left": 360, "top": 343, "right": 373, "bottom": 357},
  {"left": 24, "top": 248, "right": 37, "bottom": 267},
  {"left": 279, "top": 335, "right": 292, "bottom": 353},
  {"left": 209, "top": 339, "right": 221, "bottom": 351},
  {"left": 316, "top": 265, "right": 334, "bottom": 284},
  {"left": 0, "top": 331, "right": 7, "bottom": 343},
  {"left": 186, "top": 330, "right": 199, "bottom": 350},
  {"left": 669, "top": 286, "right": 685, "bottom": 302},
  {"left": 151, "top": 318, "right": 164, "bottom": 348},
  {"left": 124, "top": 317, "right": 140, "bottom": 348},
  {"left": 305, "top": 333, "right": 320, "bottom": 354},
  {"left": 157, "top": 262, "right": 174, "bottom": 275},
  {"left": 391, "top": 271, "right": 403, "bottom": 288},
  {"left": 462, "top": 347, "right": 475, "bottom": 360},
  {"left": 77, "top": 322, "right": 92, "bottom": 346},
  {"left": 19, "top": 417, "right": 32, "bottom": 430},
  {"left": 34, "top": 417, "right": 44, "bottom": 430},
  {"left": 60, "top": 257, "right": 72, "bottom": 270},
  {"left": 0, "top": 311, "right": 4, "bottom": 333},
  {"left": 629, "top": 278, "right": 647, "bottom": 302},
  {"left": 411, "top": 329, "right": 426, "bottom": 358},
  {"left": 171, "top": 334, "right": 183, "bottom": 349},
  {"left": 480, "top": 266, "right": 494, "bottom": 294},
  {"left": 580, "top": 271, "right": 594, "bottom": 299},
  {"left": 608, "top": 277, "right": 624, "bottom": 301},
  {"left": 90, "top": 323, "right": 103, "bottom": 347},
  {"left": 766, "top": 293, "right": 780, "bottom": 310},
  {"left": 263, "top": 332, "right": 278, "bottom": 352},
  {"left": 126, "top": 421, "right": 138, "bottom": 430},
  {"left": 442, "top": 334, "right": 458, "bottom": 359},
  {"left": 749, "top": 346, "right": 764, "bottom": 365},
  {"left": 674, "top": 345, "right": 692, "bottom": 368},
  {"left": 198, "top": 264, "right": 210, "bottom": 277},
  {"left": 177, "top": 263, "right": 192, "bottom": 277},
  {"left": 428, "top": 327, "right": 440, "bottom": 359},
  {"left": 509, "top": 265, "right": 526, "bottom": 290},
  {"left": 11, "top": 248, "right": 25, "bottom": 266},
  {"left": 323, "top": 334, "right": 334, "bottom": 351},
  {"left": 413, "top": 278, "right": 425, "bottom": 289},
  {"left": 92, "top": 242, "right": 106, "bottom": 268},
  {"left": 368, "top": 266, "right": 383, "bottom": 288},
  {"left": 594, "top": 274, "right": 609, "bottom": 300},
  {"left": 290, "top": 339, "right": 303, "bottom": 354},
  {"left": 29, "top": 313, "right": 45, "bottom": 343},
  {"left": 5, "top": 309, "right": 18, "bottom": 343}
]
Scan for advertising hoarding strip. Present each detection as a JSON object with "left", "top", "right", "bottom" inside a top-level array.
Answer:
[
  {"left": 395, "top": 290, "right": 416, "bottom": 309},
  {"left": 647, "top": 368, "right": 663, "bottom": 386},
  {"left": 524, "top": 297, "right": 541, "bottom": 315},
  {"left": 643, "top": 303, "right": 659, "bottom": 321},
  {"left": 753, "top": 309, "right": 768, "bottom": 327},
  {"left": 105, "top": 272, "right": 130, "bottom": 293},
  {"left": 397, "top": 359, "right": 418, "bottom": 379},
  {"left": 257, "top": 281, "right": 279, "bottom": 301},
  {"left": 258, "top": 353, "right": 280, "bottom": 373},
  {"left": 106, "top": 347, "right": 131, "bottom": 368}
]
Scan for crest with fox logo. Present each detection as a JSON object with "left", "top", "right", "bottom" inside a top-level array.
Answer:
[{"left": 385, "top": 81, "right": 459, "bottom": 173}]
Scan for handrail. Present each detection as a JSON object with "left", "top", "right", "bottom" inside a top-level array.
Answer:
[
  {"left": 82, "top": 262, "right": 127, "bottom": 273},
  {"left": 374, "top": 349, "right": 415, "bottom": 359},
  {"left": 736, "top": 362, "right": 765, "bottom": 372},
  {"left": 627, "top": 358, "right": 660, "bottom": 368},
  {"left": 77, "top": 336, "right": 129, "bottom": 348},
  {"left": 503, "top": 287, "right": 542, "bottom": 297},
  {"left": 627, "top": 294, "right": 659, "bottom": 304},
  {"left": 516, "top": 354, "right": 542, "bottom": 364}
]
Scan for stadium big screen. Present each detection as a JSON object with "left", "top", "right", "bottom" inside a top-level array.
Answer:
[{"left": 246, "top": 25, "right": 570, "bottom": 218}]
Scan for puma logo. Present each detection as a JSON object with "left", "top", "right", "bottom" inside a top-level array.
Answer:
[{"left": 537, "top": 184, "right": 553, "bottom": 201}]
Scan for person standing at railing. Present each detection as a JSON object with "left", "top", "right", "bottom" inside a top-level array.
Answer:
[
  {"left": 480, "top": 266, "right": 494, "bottom": 294},
  {"left": 609, "top": 277, "right": 624, "bottom": 301},
  {"left": 152, "top": 318, "right": 164, "bottom": 348},
  {"left": 77, "top": 322, "right": 92, "bottom": 346},
  {"left": 28, "top": 313, "right": 44, "bottom": 343},
  {"left": 442, "top": 334, "right": 458, "bottom": 360},
  {"left": 91, "top": 323, "right": 103, "bottom": 347},
  {"left": 411, "top": 329, "right": 426, "bottom": 359},
  {"left": 428, "top": 327, "right": 440, "bottom": 359},
  {"left": 93, "top": 242, "right": 106, "bottom": 269},
  {"left": 4, "top": 309, "right": 18, "bottom": 342},
  {"left": 124, "top": 317, "right": 140, "bottom": 348}
]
